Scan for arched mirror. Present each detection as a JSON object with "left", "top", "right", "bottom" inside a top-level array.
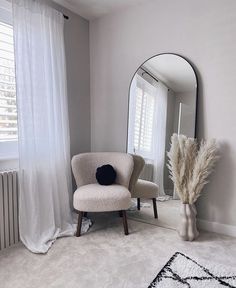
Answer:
[{"left": 127, "top": 53, "right": 197, "bottom": 230}]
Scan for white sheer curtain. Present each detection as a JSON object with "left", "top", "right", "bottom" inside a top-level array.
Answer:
[
  {"left": 12, "top": 0, "right": 75, "bottom": 253},
  {"left": 153, "top": 81, "right": 168, "bottom": 196},
  {"left": 127, "top": 75, "right": 137, "bottom": 154}
]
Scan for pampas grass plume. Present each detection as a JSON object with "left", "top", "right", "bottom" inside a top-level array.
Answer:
[{"left": 167, "top": 134, "right": 218, "bottom": 204}]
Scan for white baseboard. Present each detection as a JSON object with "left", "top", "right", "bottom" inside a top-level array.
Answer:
[{"left": 197, "top": 219, "right": 236, "bottom": 238}]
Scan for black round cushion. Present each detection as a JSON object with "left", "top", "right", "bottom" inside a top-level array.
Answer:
[{"left": 96, "top": 164, "right": 117, "bottom": 185}]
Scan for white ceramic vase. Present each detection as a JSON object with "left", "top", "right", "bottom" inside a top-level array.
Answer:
[{"left": 179, "top": 203, "right": 199, "bottom": 241}]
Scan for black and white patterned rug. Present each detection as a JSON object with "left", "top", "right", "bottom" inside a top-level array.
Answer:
[{"left": 149, "top": 252, "right": 236, "bottom": 287}]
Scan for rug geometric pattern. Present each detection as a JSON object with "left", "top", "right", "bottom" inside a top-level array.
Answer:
[{"left": 149, "top": 252, "right": 236, "bottom": 288}]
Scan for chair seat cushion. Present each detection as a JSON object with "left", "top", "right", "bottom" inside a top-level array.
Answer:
[
  {"left": 73, "top": 184, "right": 131, "bottom": 212},
  {"left": 133, "top": 179, "right": 159, "bottom": 198}
]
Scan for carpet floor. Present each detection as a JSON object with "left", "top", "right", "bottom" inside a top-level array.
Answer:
[{"left": 0, "top": 213, "right": 236, "bottom": 288}]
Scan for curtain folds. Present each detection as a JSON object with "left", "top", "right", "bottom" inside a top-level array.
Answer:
[
  {"left": 127, "top": 75, "right": 137, "bottom": 154},
  {"left": 153, "top": 81, "right": 168, "bottom": 196},
  {"left": 12, "top": 0, "right": 75, "bottom": 253}
]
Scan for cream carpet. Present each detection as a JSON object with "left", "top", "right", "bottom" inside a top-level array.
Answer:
[{"left": 0, "top": 213, "right": 236, "bottom": 288}]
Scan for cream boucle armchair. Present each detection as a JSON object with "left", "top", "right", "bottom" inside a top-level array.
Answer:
[{"left": 71, "top": 152, "right": 134, "bottom": 236}]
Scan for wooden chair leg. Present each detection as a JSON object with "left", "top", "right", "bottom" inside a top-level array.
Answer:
[
  {"left": 152, "top": 198, "right": 158, "bottom": 219},
  {"left": 76, "top": 211, "right": 83, "bottom": 237},
  {"left": 137, "top": 198, "right": 141, "bottom": 210},
  {"left": 122, "top": 210, "right": 129, "bottom": 235}
]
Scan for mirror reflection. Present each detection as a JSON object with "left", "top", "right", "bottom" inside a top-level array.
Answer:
[{"left": 127, "top": 53, "right": 197, "bottom": 230}]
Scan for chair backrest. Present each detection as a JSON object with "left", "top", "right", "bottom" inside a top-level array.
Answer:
[
  {"left": 71, "top": 152, "right": 134, "bottom": 188},
  {"left": 128, "top": 154, "right": 145, "bottom": 195}
]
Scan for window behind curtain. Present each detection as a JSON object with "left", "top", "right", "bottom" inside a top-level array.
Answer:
[
  {"left": 0, "top": 2, "right": 18, "bottom": 162},
  {"left": 133, "top": 75, "right": 156, "bottom": 159},
  {"left": 0, "top": 20, "right": 17, "bottom": 141}
]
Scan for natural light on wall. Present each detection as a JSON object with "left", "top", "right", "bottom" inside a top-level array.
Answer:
[{"left": 0, "top": 21, "right": 17, "bottom": 141}]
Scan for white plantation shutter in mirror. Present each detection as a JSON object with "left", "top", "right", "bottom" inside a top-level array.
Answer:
[
  {"left": 0, "top": 21, "right": 17, "bottom": 141},
  {"left": 131, "top": 74, "right": 156, "bottom": 159}
]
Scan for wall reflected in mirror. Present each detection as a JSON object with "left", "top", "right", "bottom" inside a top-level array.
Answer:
[{"left": 127, "top": 54, "right": 197, "bottom": 230}]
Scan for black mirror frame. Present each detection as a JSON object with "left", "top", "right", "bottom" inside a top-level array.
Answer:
[{"left": 126, "top": 52, "right": 199, "bottom": 152}]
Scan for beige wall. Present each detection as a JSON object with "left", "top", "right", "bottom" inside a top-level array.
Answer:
[
  {"left": 173, "top": 90, "right": 196, "bottom": 137},
  {"left": 52, "top": 2, "right": 91, "bottom": 157},
  {"left": 90, "top": 0, "right": 236, "bottom": 227}
]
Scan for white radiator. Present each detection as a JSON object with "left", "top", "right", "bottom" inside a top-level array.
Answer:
[
  {"left": 140, "top": 163, "right": 154, "bottom": 182},
  {"left": 0, "top": 171, "right": 19, "bottom": 250}
]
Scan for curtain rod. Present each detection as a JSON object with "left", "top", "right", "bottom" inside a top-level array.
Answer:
[
  {"left": 5, "top": 0, "right": 69, "bottom": 19},
  {"left": 141, "top": 67, "right": 159, "bottom": 83},
  {"left": 140, "top": 67, "right": 170, "bottom": 91}
]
